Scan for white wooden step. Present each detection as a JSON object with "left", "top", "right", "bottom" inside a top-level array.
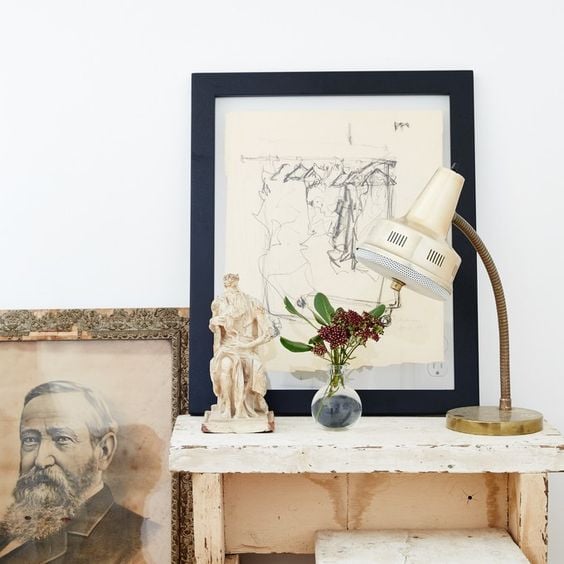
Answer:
[{"left": 315, "top": 529, "right": 529, "bottom": 563}]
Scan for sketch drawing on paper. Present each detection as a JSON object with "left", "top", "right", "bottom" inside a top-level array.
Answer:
[
  {"left": 224, "top": 109, "right": 446, "bottom": 374},
  {"left": 244, "top": 154, "right": 398, "bottom": 318}
]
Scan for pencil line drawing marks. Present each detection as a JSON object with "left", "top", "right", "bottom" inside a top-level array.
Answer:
[
  {"left": 241, "top": 154, "right": 397, "bottom": 317},
  {"left": 394, "top": 121, "right": 410, "bottom": 131}
]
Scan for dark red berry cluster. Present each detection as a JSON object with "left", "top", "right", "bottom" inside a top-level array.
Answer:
[
  {"left": 312, "top": 343, "right": 328, "bottom": 357},
  {"left": 318, "top": 324, "right": 349, "bottom": 350},
  {"left": 318, "top": 307, "right": 384, "bottom": 351},
  {"left": 357, "top": 311, "right": 384, "bottom": 344},
  {"left": 332, "top": 308, "right": 363, "bottom": 327}
]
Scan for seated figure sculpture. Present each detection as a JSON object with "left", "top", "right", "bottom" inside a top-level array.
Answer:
[{"left": 203, "top": 273, "right": 275, "bottom": 433}]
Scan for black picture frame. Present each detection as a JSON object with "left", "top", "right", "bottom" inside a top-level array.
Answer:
[{"left": 189, "top": 70, "right": 478, "bottom": 416}]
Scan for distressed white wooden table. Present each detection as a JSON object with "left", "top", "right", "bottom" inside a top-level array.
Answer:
[{"left": 169, "top": 416, "right": 564, "bottom": 563}]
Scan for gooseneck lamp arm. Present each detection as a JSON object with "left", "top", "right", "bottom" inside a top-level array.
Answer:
[{"left": 452, "top": 212, "right": 511, "bottom": 411}]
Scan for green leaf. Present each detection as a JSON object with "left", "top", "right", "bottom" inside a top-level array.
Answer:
[
  {"left": 369, "top": 304, "right": 386, "bottom": 318},
  {"left": 308, "top": 335, "right": 324, "bottom": 345},
  {"left": 312, "top": 311, "right": 328, "bottom": 326},
  {"left": 314, "top": 292, "right": 335, "bottom": 324},
  {"left": 283, "top": 296, "right": 300, "bottom": 316},
  {"left": 283, "top": 296, "right": 310, "bottom": 322},
  {"left": 280, "top": 336, "right": 313, "bottom": 353}
]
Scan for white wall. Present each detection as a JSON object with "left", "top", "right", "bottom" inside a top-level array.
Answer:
[{"left": 1, "top": 0, "right": 563, "bottom": 560}]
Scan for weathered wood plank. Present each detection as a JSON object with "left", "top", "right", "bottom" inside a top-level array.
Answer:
[
  {"left": 224, "top": 473, "right": 347, "bottom": 554},
  {"left": 192, "top": 473, "right": 224, "bottom": 563},
  {"left": 225, "top": 556, "right": 240, "bottom": 564},
  {"left": 223, "top": 473, "right": 507, "bottom": 554},
  {"left": 348, "top": 473, "right": 507, "bottom": 530},
  {"left": 170, "top": 416, "right": 564, "bottom": 474},
  {"left": 508, "top": 473, "right": 548, "bottom": 564},
  {"left": 315, "top": 529, "right": 529, "bottom": 563}
]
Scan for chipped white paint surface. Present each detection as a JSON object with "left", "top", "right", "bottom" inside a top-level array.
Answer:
[
  {"left": 192, "top": 473, "right": 224, "bottom": 563},
  {"left": 170, "top": 415, "right": 564, "bottom": 473},
  {"left": 315, "top": 529, "right": 529, "bottom": 564}
]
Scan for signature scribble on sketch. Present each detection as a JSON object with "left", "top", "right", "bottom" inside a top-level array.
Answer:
[
  {"left": 241, "top": 155, "right": 397, "bottom": 317},
  {"left": 394, "top": 121, "right": 410, "bottom": 131}
]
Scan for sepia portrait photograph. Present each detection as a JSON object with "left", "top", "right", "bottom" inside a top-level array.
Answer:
[{"left": 0, "top": 309, "right": 190, "bottom": 564}]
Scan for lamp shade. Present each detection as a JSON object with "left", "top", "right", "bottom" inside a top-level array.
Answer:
[{"left": 355, "top": 167, "right": 465, "bottom": 300}]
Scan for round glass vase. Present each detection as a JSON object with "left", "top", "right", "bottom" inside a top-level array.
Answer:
[{"left": 311, "top": 364, "right": 362, "bottom": 430}]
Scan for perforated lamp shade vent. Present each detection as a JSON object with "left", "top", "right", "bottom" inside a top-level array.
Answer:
[
  {"left": 355, "top": 168, "right": 464, "bottom": 300},
  {"left": 355, "top": 247, "right": 451, "bottom": 300}
]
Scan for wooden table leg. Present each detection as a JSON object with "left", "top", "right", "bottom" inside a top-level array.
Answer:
[
  {"left": 508, "top": 473, "right": 548, "bottom": 564},
  {"left": 192, "top": 473, "right": 225, "bottom": 563}
]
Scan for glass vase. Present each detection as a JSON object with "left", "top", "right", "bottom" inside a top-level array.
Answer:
[{"left": 311, "top": 364, "right": 362, "bottom": 430}]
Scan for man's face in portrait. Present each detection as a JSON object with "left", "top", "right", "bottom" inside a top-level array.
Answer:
[
  {"left": 2, "top": 392, "right": 114, "bottom": 542},
  {"left": 19, "top": 392, "right": 100, "bottom": 499}
]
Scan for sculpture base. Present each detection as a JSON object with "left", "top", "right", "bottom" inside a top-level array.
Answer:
[
  {"left": 446, "top": 406, "right": 543, "bottom": 436},
  {"left": 202, "top": 410, "right": 275, "bottom": 433}
]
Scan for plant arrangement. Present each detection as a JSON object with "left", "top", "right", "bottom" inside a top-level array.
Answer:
[{"left": 280, "top": 292, "right": 386, "bottom": 396}]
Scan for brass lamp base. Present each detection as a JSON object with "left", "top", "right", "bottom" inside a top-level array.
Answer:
[{"left": 446, "top": 406, "right": 544, "bottom": 436}]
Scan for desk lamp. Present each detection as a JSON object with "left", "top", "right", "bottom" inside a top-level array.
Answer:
[{"left": 355, "top": 167, "right": 543, "bottom": 435}]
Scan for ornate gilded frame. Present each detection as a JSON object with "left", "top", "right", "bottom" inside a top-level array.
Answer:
[{"left": 0, "top": 308, "right": 193, "bottom": 563}]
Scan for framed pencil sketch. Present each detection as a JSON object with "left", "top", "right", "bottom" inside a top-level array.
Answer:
[
  {"left": 0, "top": 308, "right": 193, "bottom": 563},
  {"left": 189, "top": 70, "right": 478, "bottom": 416}
]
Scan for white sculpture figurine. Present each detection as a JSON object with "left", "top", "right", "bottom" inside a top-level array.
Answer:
[{"left": 202, "top": 273, "right": 275, "bottom": 433}]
